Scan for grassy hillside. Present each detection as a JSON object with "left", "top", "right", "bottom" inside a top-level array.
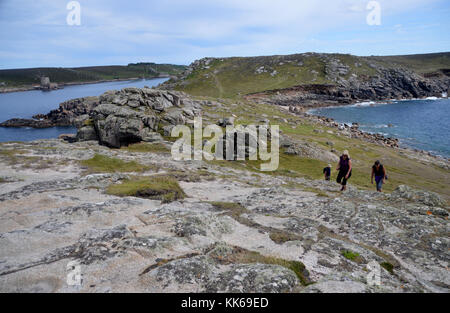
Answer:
[
  {"left": 171, "top": 52, "right": 450, "bottom": 98},
  {"left": 198, "top": 96, "right": 450, "bottom": 201},
  {"left": 371, "top": 52, "right": 450, "bottom": 74},
  {"left": 0, "top": 63, "right": 187, "bottom": 88}
]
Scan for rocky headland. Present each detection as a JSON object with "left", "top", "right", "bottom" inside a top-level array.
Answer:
[
  {"left": 0, "top": 86, "right": 449, "bottom": 293},
  {"left": 243, "top": 66, "right": 450, "bottom": 108},
  {"left": 1, "top": 52, "right": 449, "bottom": 293}
]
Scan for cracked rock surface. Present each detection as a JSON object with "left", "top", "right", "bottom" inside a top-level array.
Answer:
[{"left": 0, "top": 139, "right": 448, "bottom": 293}]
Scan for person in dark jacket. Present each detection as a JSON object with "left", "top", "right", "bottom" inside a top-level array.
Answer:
[
  {"left": 323, "top": 164, "right": 332, "bottom": 181},
  {"left": 337, "top": 150, "right": 352, "bottom": 191},
  {"left": 371, "top": 160, "right": 387, "bottom": 192}
]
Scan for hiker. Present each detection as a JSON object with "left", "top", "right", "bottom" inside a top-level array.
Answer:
[
  {"left": 337, "top": 150, "right": 352, "bottom": 191},
  {"left": 371, "top": 160, "right": 387, "bottom": 192},
  {"left": 323, "top": 164, "right": 332, "bottom": 181}
]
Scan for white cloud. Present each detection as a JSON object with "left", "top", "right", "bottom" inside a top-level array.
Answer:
[{"left": 0, "top": 0, "right": 447, "bottom": 68}]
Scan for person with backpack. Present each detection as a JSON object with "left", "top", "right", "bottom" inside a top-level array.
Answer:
[
  {"left": 337, "top": 150, "right": 352, "bottom": 191},
  {"left": 323, "top": 164, "right": 332, "bottom": 181},
  {"left": 371, "top": 160, "right": 387, "bottom": 192}
]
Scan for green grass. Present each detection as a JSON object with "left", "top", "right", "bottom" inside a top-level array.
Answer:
[
  {"left": 209, "top": 201, "right": 249, "bottom": 221},
  {"left": 269, "top": 230, "right": 302, "bottom": 244},
  {"left": 80, "top": 154, "right": 150, "bottom": 174},
  {"left": 371, "top": 52, "right": 450, "bottom": 75},
  {"left": 300, "top": 187, "right": 331, "bottom": 198},
  {"left": 209, "top": 245, "right": 312, "bottom": 286},
  {"left": 341, "top": 250, "right": 364, "bottom": 263},
  {"left": 211, "top": 154, "right": 328, "bottom": 181},
  {"left": 0, "top": 147, "right": 71, "bottom": 170},
  {"left": 173, "top": 52, "right": 450, "bottom": 99},
  {"left": 83, "top": 119, "right": 94, "bottom": 127},
  {"left": 166, "top": 169, "right": 216, "bottom": 182},
  {"left": 106, "top": 175, "right": 186, "bottom": 203},
  {"left": 0, "top": 148, "right": 34, "bottom": 167},
  {"left": 175, "top": 55, "right": 332, "bottom": 98},
  {"left": 0, "top": 148, "right": 27, "bottom": 157},
  {"left": 380, "top": 262, "right": 395, "bottom": 275},
  {"left": 122, "top": 142, "right": 170, "bottom": 154},
  {"left": 200, "top": 98, "right": 450, "bottom": 200}
]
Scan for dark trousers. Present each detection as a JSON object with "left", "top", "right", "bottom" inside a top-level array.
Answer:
[
  {"left": 375, "top": 175, "right": 384, "bottom": 191},
  {"left": 337, "top": 170, "right": 352, "bottom": 186}
]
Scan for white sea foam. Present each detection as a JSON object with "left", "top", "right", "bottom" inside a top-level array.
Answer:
[
  {"left": 372, "top": 124, "right": 390, "bottom": 128},
  {"left": 393, "top": 96, "right": 446, "bottom": 102},
  {"left": 351, "top": 101, "right": 375, "bottom": 107}
]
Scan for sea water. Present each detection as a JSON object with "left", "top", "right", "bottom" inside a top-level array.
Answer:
[
  {"left": 0, "top": 77, "right": 168, "bottom": 142},
  {"left": 310, "top": 98, "right": 450, "bottom": 158}
]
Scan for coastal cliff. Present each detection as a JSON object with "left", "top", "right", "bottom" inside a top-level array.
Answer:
[{"left": 163, "top": 52, "right": 450, "bottom": 106}]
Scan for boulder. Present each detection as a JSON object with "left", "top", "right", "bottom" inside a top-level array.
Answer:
[
  {"left": 162, "top": 109, "right": 186, "bottom": 126},
  {"left": 151, "top": 96, "right": 173, "bottom": 112},
  {"left": 76, "top": 126, "right": 98, "bottom": 142},
  {"left": 75, "top": 88, "right": 200, "bottom": 148},
  {"left": 141, "top": 130, "right": 163, "bottom": 143},
  {"left": 281, "top": 135, "right": 339, "bottom": 163},
  {"left": 391, "top": 185, "right": 446, "bottom": 207},
  {"left": 163, "top": 125, "right": 175, "bottom": 137},
  {"left": 217, "top": 117, "right": 235, "bottom": 127},
  {"left": 58, "top": 134, "right": 77, "bottom": 143},
  {"left": 73, "top": 115, "right": 91, "bottom": 128}
]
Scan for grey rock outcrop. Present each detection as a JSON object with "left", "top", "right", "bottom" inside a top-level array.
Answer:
[
  {"left": 391, "top": 185, "right": 446, "bottom": 207},
  {"left": 0, "top": 139, "right": 448, "bottom": 293},
  {"left": 245, "top": 66, "right": 450, "bottom": 108},
  {"left": 78, "top": 88, "right": 201, "bottom": 148},
  {"left": 281, "top": 135, "right": 339, "bottom": 163},
  {"left": 206, "top": 264, "right": 300, "bottom": 293},
  {"left": 0, "top": 96, "right": 99, "bottom": 128},
  {"left": 76, "top": 125, "right": 98, "bottom": 142},
  {"left": 217, "top": 117, "right": 235, "bottom": 127}
]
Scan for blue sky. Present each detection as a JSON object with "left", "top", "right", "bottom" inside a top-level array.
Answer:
[{"left": 0, "top": 0, "right": 449, "bottom": 69}]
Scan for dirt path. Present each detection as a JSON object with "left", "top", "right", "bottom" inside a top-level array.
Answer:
[{"left": 212, "top": 73, "right": 224, "bottom": 98}]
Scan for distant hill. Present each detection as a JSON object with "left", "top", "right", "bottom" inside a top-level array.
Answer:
[
  {"left": 0, "top": 63, "right": 187, "bottom": 89},
  {"left": 165, "top": 52, "right": 450, "bottom": 99}
]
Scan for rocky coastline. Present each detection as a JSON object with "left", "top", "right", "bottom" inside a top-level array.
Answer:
[
  {"left": 0, "top": 96, "right": 100, "bottom": 129},
  {"left": 285, "top": 105, "right": 449, "bottom": 167},
  {"left": 301, "top": 97, "right": 449, "bottom": 161},
  {"left": 0, "top": 85, "right": 448, "bottom": 293},
  {"left": 0, "top": 76, "right": 170, "bottom": 94},
  {"left": 1, "top": 89, "right": 448, "bottom": 165}
]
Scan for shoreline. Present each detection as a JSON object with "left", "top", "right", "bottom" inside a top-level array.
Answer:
[
  {"left": 1, "top": 85, "right": 448, "bottom": 162},
  {"left": 0, "top": 76, "right": 170, "bottom": 94},
  {"left": 306, "top": 95, "right": 449, "bottom": 112},
  {"left": 301, "top": 98, "right": 449, "bottom": 161}
]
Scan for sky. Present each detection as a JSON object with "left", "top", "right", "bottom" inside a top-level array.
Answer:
[{"left": 0, "top": 0, "right": 449, "bottom": 69}]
